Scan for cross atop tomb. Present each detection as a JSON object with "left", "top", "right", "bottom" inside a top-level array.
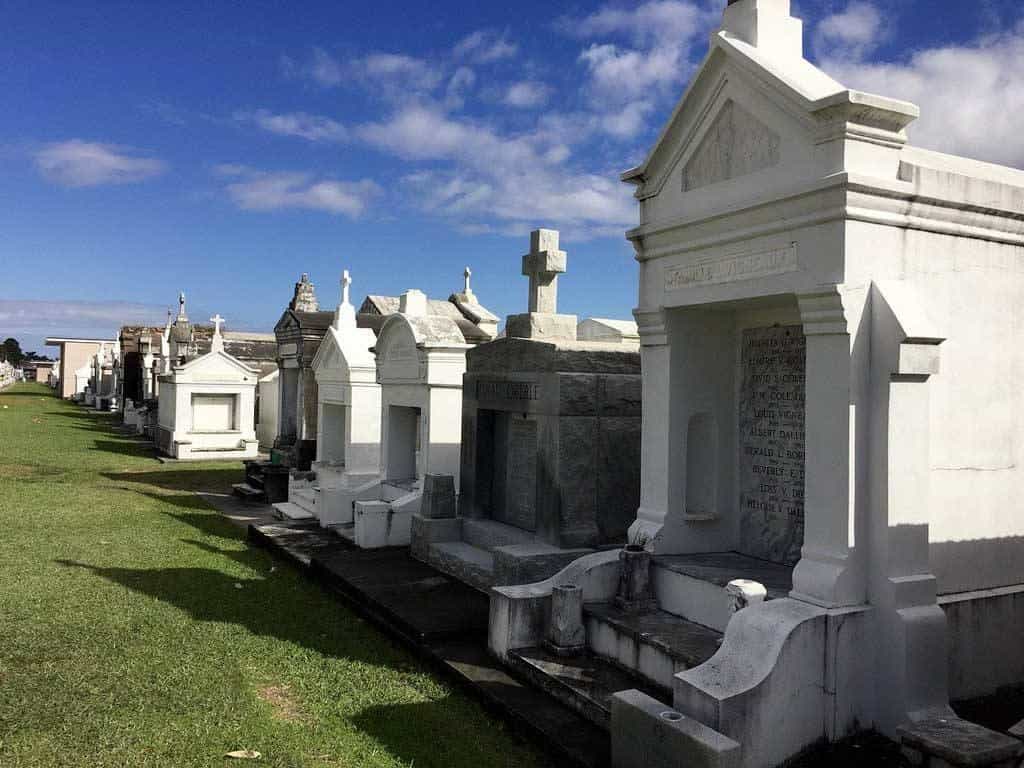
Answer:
[
  {"left": 177, "top": 291, "right": 188, "bottom": 322},
  {"left": 522, "top": 229, "right": 567, "bottom": 314},
  {"left": 334, "top": 269, "right": 357, "bottom": 330},
  {"left": 464, "top": 266, "right": 472, "bottom": 294},
  {"left": 341, "top": 269, "right": 352, "bottom": 306},
  {"left": 210, "top": 314, "right": 225, "bottom": 352}
]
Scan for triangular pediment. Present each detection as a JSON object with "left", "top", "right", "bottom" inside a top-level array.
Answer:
[
  {"left": 625, "top": 36, "right": 843, "bottom": 202},
  {"left": 177, "top": 350, "right": 258, "bottom": 380},
  {"left": 680, "top": 99, "right": 780, "bottom": 192},
  {"left": 274, "top": 310, "right": 298, "bottom": 335}
]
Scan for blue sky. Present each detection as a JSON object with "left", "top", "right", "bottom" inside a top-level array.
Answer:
[{"left": 2, "top": 0, "right": 1022, "bottom": 354}]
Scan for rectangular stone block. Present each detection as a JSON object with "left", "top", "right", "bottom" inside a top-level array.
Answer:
[
  {"left": 410, "top": 513, "right": 462, "bottom": 561},
  {"left": 421, "top": 473, "right": 456, "bottom": 518},
  {"left": 611, "top": 689, "right": 741, "bottom": 768},
  {"left": 505, "top": 312, "right": 578, "bottom": 341}
]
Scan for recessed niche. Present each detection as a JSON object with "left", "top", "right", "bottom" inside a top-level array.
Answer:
[{"left": 685, "top": 411, "right": 718, "bottom": 520}]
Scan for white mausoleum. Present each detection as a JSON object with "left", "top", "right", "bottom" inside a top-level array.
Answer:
[
  {"left": 490, "top": 2, "right": 1024, "bottom": 766},
  {"left": 275, "top": 270, "right": 384, "bottom": 527},
  {"left": 156, "top": 314, "right": 260, "bottom": 460}
]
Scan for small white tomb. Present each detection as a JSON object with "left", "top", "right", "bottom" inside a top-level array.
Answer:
[
  {"left": 275, "top": 269, "right": 383, "bottom": 526},
  {"left": 156, "top": 314, "right": 260, "bottom": 460}
]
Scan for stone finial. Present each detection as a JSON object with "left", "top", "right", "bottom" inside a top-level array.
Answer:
[
  {"left": 290, "top": 272, "right": 320, "bottom": 312},
  {"left": 522, "top": 228, "right": 567, "bottom": 314},
  {"left": 399, "top": 289, "right": 428, "bottom": 317},
  {"left": 720, "top": 0, "right": 804, "bottom": 59},
  {"left": 177, "top": 291, "right": 188, "bottom": 322}
]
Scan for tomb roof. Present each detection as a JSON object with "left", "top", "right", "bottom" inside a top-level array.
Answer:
[
  {"left": 360, "top": 295, "right": 492, "bottom": 344},
  {"left": 276, "top": 309, "right": 335, "bottom": 331}
]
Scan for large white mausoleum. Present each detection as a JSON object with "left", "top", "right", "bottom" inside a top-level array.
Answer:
[{"left": 490, "top": 1, "right": 1024, "bottom": 766}]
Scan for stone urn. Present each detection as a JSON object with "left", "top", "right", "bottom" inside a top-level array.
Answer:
[{"left": 614, "top": 544, "right": 658, "bottom": 613}]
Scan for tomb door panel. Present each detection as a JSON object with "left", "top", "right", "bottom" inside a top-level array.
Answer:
[
  {"left": 191, "top": 393, "right": 237, "bottom": 432},
  {"left": 737, "top": 325, "right": 806, "bottom": 566},
  {"left": 493, "top": 415, "right": 538, "bottom": 532},
  {"left": 321, "top": 403, "right": 347, "bottom": 464},
  {"left": 386, "top": 405, "right": 420, "bottom": 483}
]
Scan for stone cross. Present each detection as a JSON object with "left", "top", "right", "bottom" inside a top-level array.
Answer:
[
  {"left": 522, "top": 229, "right": 567, "bottom": 314},
  {"left": 341, "top": 269, "right": 352, "bottom": 306},
  {"left": 464, "top": 266, "right": 472, "bottom": 294},
  {"left": 177, "top": 291, "right": 188, "bottom": 321},
  {"left": 210, "top": 314, "right": 225, "bottom": 352}
]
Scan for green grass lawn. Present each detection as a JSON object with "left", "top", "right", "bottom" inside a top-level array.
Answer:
[{"left": 0, "top": 383, "right": 550, "bottom": 768}]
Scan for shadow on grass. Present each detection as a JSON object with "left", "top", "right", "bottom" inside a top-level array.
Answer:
[
  {"left": 91, "top": 439, "right": 158, "bottom": 458},
  {"left": 102, "top": 468, "right": 243, "bottom": 495},
  {"left": 53, "top": 557, "right": 398, "bottom": 668}
]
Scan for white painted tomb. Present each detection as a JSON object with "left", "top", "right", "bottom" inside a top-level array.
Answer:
[
  {"left": 274, "top": 270, "right": 383, "bottom": 527},
  {"left": 256, "top": 368, "right": 279, "bottom": 450},
  {"left": 341, "top": 285, "right": 495, "bottom": 548},
  {"left": 156, "top": 314, "right": 260, "bottom": 460},
  {"left": 489, "top": 2, "right": 1024, "bottom": 766}
]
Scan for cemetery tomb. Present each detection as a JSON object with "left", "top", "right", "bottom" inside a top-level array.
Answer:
[
  {"left": 488, "top": 2, "right": 1024, "bottom": 767},
  {"left": 273, "top": 269, "right": 385, "bottom": 526},
  {"left": 44, "top": 337, "right": 114, "bottom": 400},
  {"left": 336, "top": 281, "right": 495, "bottom": 549},
  {"left": 156, "top": 313, "right": 261, "bottom": 460},
  {"left": 411, "top": 229, "right": 642, "bottom": 590},
  {"left": 271, "top": 273, "right": 333, "bottom": 471}
]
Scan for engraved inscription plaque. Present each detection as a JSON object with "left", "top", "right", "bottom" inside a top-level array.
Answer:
[
  {"left": 501, "top": 418, "right": 538, "bottom": 532},
  {"left": 738, "top": 325, "right": 806, "bottom": 566}
]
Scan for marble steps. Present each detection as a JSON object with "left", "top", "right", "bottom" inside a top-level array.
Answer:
[
  {"left": 583, "top": 602, "right": 723, "bottom": 691},
  {"left": 508, "top": 644, "right": 670, "bottom": 731},
  {"left": 462, "top": 518, "right": 536, "bottom": 550},
  {"left": 426, "top": 541, "right": 495, "bottom": 592},
  {"left": 652, "top": 551, "right": 794, "bottom": 633},
  {"left": 272, "top": 501, "right": 316, "bottom": 522}
]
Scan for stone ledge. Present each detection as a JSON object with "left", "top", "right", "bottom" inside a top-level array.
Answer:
[{"left": 899, "top": 709, "right": 1024, "bottom": 768}]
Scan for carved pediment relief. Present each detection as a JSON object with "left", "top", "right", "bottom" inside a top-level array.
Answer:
[{"left": 681, "top": 100, "right": 780, "bottom": 192}]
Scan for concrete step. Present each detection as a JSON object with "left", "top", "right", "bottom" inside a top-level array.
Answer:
[
  {"left": 290, "top": 487, "right": 318, "bottom": 515},
  {"left": 583, "top": 602, "right": 723, "bottom": 691},
  {"left": 232, "top": 482, "right": 265, "bottom": 502},
  {"left": 899, "top": 709, "right": 1023, "bottom": 768},
  {"left": 509, "top": 645, "right": 669, "bottom": 731},
  {"left": 329, "top": 522, "right": 355, "bottom": 543},
  {"left": 272, "top": 501, "right": 316, "bottom": 522},
  {"left": 462, "top": 518, "right": 536, "bottom": 552},
  {"left": 426, "top": 541, "right": 495, "bottom": 592},
  {"left": 652, "top": 551, "right": 794, "bottom": 632}
]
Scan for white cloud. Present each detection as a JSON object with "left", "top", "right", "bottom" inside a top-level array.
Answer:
[
  {"left": 445, "top": 67, "right": 476, "bottom": 109},
  {"left": 563, "top": 0, "right": 707, "bottom": 46},
  {"left": 820, "top": 19, "right": 1024, "bottom": 167},
  {"left": 559, "top": 1, "right": 716, "bottom": 135},
  {"left": 235, "top": 110, "right": 348, "bottom": 142},
  {"left": 215, "top": 165, "right": 380, "bottom": 217},
  {"left": 360, "top": 52, "right": 442, "bottom": 90},
  {"left": 34, "top": 140, "right": 165, "bottom": 188},
  {"left": 813, "top": 1, "right": 883, "bottom": 60},
  {"left": 503, "top": 81, "right": 551, "bottom": 109},
  {"left": 0, "top": 299, "right": 171, "bottom": 353},
  {"left": 358, "top": 107, "right": 635, "bottom": 237},
  {"left": 453, "top": 29, "right": 518, "bottom": 63}
]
